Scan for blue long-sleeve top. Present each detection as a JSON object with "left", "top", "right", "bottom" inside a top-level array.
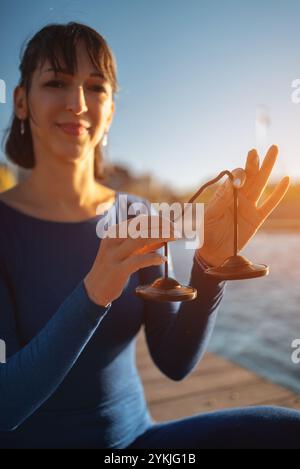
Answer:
[{"left": 0, "top": 191, "right": 226, "bottom": 449}]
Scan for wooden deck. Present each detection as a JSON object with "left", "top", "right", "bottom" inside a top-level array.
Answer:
[{"left": 136, "top": 331, "right": 300, "bottom": 422}]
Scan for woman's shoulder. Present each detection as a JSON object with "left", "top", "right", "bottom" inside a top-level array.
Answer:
[
  {"left": 0, "top": 186, "right": 153, "bottom": 222},
  {"left": 0, "top": 183, "right": 117, "bottom": 223},
  {"left": 0, "top": 184, "right": 29, "bottom": 215},
  {"left": 119, "top": 191, "right": 152, "bottom": 209},
  {"left": 116, "top": 191, "right": 157, "bottom": 223}
]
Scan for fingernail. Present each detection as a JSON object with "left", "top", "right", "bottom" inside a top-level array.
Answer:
[
  {"left": 252, "top": 152, "right": 259, "bottom": 164},
  {"left": 233, "top": 178, "right": 242, "bottom": 188}
]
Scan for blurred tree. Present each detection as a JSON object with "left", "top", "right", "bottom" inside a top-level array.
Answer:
[{"left": 0, "top": 164, "right": 16, "bottom": 192}]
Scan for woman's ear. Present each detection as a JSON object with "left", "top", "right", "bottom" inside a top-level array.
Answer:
[{"left": 14, "top": 86, "right": 28, "bottom": 119}]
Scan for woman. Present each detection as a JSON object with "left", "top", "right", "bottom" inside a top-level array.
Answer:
[{"left": 0, "top": 22, "right": 298, "bottom": 449}]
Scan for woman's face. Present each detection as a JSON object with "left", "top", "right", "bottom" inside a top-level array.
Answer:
[{"left": 15, "top": 41, "right": 115, "bottom": 166}]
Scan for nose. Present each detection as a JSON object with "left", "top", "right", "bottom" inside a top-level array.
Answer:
[{"left": 66, "top": 85, "right": 88, "bottom": 114}]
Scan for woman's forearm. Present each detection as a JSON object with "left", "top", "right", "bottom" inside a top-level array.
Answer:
[
  {"left": 0, "top": 280, "right": 111, "bottom": 431},
  {"left": 142, "top": 252, "right": 226, "bottom": 381}
]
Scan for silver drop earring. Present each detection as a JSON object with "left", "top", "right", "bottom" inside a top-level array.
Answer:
[
  {"left": 20, "top": 119, "right": 25, "bottom": 135},
  {"left": 102, "top": 132, "right": 108, "bottom": 147}
]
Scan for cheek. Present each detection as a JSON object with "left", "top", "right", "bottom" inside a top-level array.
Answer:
[
  {"left": 30, "top": 91, "right": 60, "bottom": 125},
  {"left": 90, "top": 122, "right": 105, "bottom": 144},
  {"left": 90, "top": 106, "right": 108, "bottom": 133}
]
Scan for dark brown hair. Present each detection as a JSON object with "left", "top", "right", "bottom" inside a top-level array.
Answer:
[{"left": 3, "top": 22, "right": 119, "bottom": 180}]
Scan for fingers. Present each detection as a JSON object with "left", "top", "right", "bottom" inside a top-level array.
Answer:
[
  {"left": 113, "top": 215, "right": 178, "bottom": 261},
  {"left": 130, "top": 240, "right": 167, "bottom": 256},
  {"left": 107, "top": 214, "right": 178, "bottom": 238},
  {"left": 116, "top": 236, "right": 174, "bottom": 261},
  {"left": 241, "top": 149, "right": 260, "bottom": 194},
  {"left": 259, "top": 176, "right": 290, "bottom": 221},
  {"left": 246, "top": 145, "right": 278, "bottom": 203},
  {"left": 124, "top": 251, "right": 167, "bottom": 273}
]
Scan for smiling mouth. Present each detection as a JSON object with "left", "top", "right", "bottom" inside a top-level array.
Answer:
[{"left": 56, "top": 124, "right": 90, "bottom": 136}]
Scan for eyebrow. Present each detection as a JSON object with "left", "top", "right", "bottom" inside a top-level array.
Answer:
[{"left": 41, "top": 68, "right": 105, "bottom": 78}]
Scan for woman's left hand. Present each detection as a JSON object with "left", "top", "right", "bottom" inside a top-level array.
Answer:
[{"left": 196, "top": 145, "right": 290, "bottom": 267}]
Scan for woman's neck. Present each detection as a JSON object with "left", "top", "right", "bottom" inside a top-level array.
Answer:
[
  {"left": 0, "top": 161, "right": 116, "bottom": 222},
  {"left": 27, "top": 158, "right": 100, "bottom": 205}
]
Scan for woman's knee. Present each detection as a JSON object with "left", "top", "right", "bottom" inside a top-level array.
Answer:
[{"left": 240, "top": 405, "right": 300, "bottom": 426}]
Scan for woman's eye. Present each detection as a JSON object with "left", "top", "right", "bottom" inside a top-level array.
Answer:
[
  {"left": 91, "top": 85, "right": 106, "bottom": 93},
  {"left": 45, "top": 80, "right": 65, "bottom": 88},
  {"left": 44, "top": 81, "right": 106, "bottom": 93}
]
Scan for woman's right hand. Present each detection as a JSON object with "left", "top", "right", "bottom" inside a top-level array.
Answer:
[{"left": 83, "top": 215, "right": 178, "bottom": 307}]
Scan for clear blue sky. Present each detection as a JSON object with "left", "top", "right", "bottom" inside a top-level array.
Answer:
[{"left": 1, "top": 0, "right": 300, "bottom": 192}]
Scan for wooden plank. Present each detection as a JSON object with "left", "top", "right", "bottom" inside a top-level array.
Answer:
[
  {"left": 148, "top": 381, "right": 294, "bottom": 421},
  {"left": 140, "top": 368, "right": 260, "bottom": 402},
  {"left": 134, "top": 331, "right": 300, "bottom": 422},
  {"left": 136, "top": 356, "right": 235, "bottom": 383},
  {"left": 265, "top": 395, "right": 300, "bottom": 410},
  {"left": 137, "top": 349, "right": 228, "bottom": 371}
]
